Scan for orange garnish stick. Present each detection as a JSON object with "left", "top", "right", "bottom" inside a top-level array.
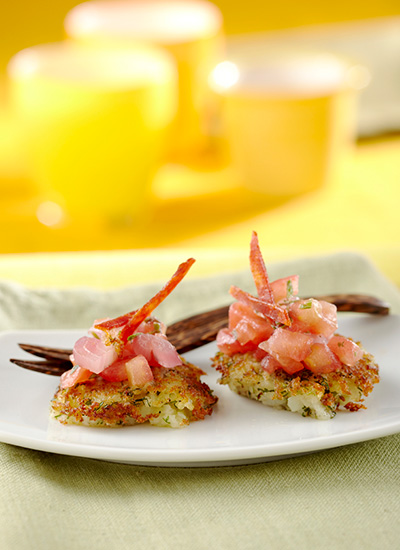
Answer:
[
  {"left": 249, "top": 231, "right": 274, "bottom": 303},
  {"left": 101, "top": 258, "right": 195, "bottom": 343},
  {"left": 230, "top": 285, "right": 291, "bottom": 326},
  {"left": 95, "top": 311, "right": 139, "bottom": 332}
]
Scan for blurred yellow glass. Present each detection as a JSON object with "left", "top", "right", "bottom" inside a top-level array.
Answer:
[
  {"left": 7, "top": 41, "right": 177, "bottom": 223},
  {"left": 64, "top": 0, "right": 224, "bottom": 159},
  {"left": 210, "top": 47, "right": 368, "bottom": 197}
]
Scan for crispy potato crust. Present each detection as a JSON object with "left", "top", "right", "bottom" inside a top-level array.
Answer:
[
  {"left": 51, "top": 359, "right": 218, "bottom": 428},
  {"left": 211, "top": 345, "right": 379, "bottom": 420}
]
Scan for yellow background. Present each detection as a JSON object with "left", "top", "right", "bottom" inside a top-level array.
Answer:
[
  {"left": 0, "top": 1, "right": 399, "bottom": 288},
  {"left": 1, "top": 1, "right": 400, "bottom": 73}
]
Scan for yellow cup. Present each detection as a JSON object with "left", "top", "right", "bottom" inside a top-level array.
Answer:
[
  {"left": 210, "top": 47, "right": 366, "bottom": 197},
  {"left": 7, "top": 41, "right": 177, "bottom": 223},
  {"left": 64, "top": 0, "right": 224, "bottom": 159}
]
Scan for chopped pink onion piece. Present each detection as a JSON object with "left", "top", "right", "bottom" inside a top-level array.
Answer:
[
  {"left": 72, "top": 336, "right": 118, "bottom": 374},
  {"left": 127, "top": 333, "right": 182, "bottom": 369}
]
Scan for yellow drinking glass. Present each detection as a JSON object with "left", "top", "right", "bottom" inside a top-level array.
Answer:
[
  {"left": 210, "top": 47, "right": 366, "bottom": 197},
  {"left": 7, "top": 41, "right": 177, "bottom": 224},
  {"left": 64, "top": 0, "right": 224, "bottom": 159}
]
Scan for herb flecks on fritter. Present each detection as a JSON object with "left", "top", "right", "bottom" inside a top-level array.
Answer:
[
  {"left": 212, "top": 347, "right": 379, "bottom": 420},
  {"left": 51, "top": 360, "right": 217, "bottom": 428},
  {"left": 211, "top": 232, "right": 379, "bottom": 419},
  {"left": 50, "top": 258, "right": 218, "bottom": 428}
]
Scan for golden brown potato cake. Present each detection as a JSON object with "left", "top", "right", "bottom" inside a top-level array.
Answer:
[
  {"left": 51, "top": 359, "right": 218, "bottom": 428},
  {"left": 211, "top": 347, "right": 379, "bottom": 420}
]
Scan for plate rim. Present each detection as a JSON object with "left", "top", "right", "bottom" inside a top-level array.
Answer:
[{"left": 1, "top": 316, "right": 399, "bottom": 467}]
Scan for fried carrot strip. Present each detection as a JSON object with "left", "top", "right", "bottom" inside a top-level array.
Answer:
[
  {"left": 230, "top": 285, "right": 291, "bottom": 326},
  {"left": 249, "top": 231, "right": 274, "bottom": 302},
  {"left": 95, "top": 258, "right": 195, "bottom": 342},
  {"left": 95, "top": 311, "right": 138, "bottom": 331}
]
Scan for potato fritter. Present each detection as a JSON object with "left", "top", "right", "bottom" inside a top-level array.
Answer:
[
  {"left": 51, "top": 359, "right": 218, "bottom": 428},
  {"left": 211, "top": 347, "right": 379, "bottom": 420}
]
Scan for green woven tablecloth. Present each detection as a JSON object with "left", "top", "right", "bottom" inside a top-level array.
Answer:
[{"left": 0, "top": 252, "right": 399, "bottom": 549}]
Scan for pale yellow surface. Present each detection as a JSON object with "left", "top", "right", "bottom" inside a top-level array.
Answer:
[
  {"left": 0, "top": 1, "right": 399, "bottom": 289},
  {"left": 1, "top": 1, "right": 400, "bottom": 77},
  {"left": 0, "top": 135, "right": 398, "bottom": 288}
]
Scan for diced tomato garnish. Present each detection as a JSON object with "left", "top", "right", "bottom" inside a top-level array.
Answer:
[
  {"left": 260, "top": 354, "right": 283, "bottom": 374},
  {"left": 270, "top": 275, "right": 299, "bottom": 303},
  {"left": 125, "top": 355, "right": 154, "bottom": 388},
  {"left": 259, "top": 328, "right": 315, "bottom": 363},
  {"left": 278, "top": 357, "right": 305, "bottom": 375},
  {"left": 260, "top": 353, "right": 303, "bottom": 375},
  {"left": 100, "top": 353, "right": 156, "bottom": 386},
  {"left": 328, "top": 335, "right": 363, "bottom": 367},
  {"left": 228, "top": 302, "right": 274, "bottom": 345},
  {"left": 215, "top": 232, "right": 347, "bottom": 378},
  {"left": 304, "top": 342, "right": 342, "bottom": 374},
  {"left": 259, "top": 328, "right": 313, "bottom": 374},
  {"left": 99, "top": 357, "right": 131, "bottom": 382},
  {"left": 230, "top": 285, "right": 291, "bottom": 326},
  {"left": 63, "top": 259, "right": 193, "bottom": 389},
  {"left": 289, "top": 299, "right": 337, "bottom": 339},
  {"left": 254, "top": 346, "right": 268, "bottom": 362},
  {"left": 216, "top": 328, "right": 258, "bottom": 356},
  {"left": 59, "top": 365, "right": 93, "bottom": 389}
]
